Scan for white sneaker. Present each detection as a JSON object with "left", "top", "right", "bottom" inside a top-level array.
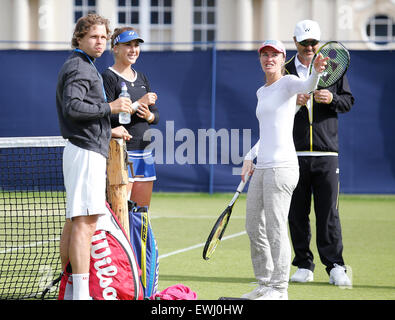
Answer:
[
  {"left": 329, "top": 264, "right": 352, "bottom": 287},
  {"left": 241, "top": 284, "right": 270, "bottom": 300},
  {"left": 290, "top": 268, "right": 314, "bottom": 283},
  {"left": 256, "top": 288, "right": 288, "bottom": 300}
]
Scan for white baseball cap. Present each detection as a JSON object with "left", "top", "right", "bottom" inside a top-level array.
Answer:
[
  {"left": 258, "top": 40, "right": 286, "bottom": 56},
  {"left": 294, "top": 20, "right": 321, "bottom": 42}
]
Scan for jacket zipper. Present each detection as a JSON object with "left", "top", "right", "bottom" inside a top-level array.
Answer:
[{"left": 308, "top": 96, "right": 313, "bottom": 152}]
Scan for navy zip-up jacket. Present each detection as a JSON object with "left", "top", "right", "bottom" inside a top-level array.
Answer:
[
  {"left": 56, "top": 51, "right": 112, "bottom": 158},
  {"left": 285, "top": 55, "right": 355, "bottom": 154}
]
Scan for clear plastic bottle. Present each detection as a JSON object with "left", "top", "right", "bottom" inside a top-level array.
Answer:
[{"left": 118, "top": 82, "right": 131, "bottom": 124}]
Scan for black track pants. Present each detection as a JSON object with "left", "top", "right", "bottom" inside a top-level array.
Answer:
[{"left": 288, "top": 156, "right": 345, "bottom": 275}]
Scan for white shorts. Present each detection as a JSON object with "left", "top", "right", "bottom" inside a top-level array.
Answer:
[{"left": 63, "top": 142, "right": 108, "bottom": 220}]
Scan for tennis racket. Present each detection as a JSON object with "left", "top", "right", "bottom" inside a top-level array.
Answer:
[
  {"left": 309, "top": 41, "right": 350, "bottom": 89},
  {"left": 202, "top": 174, "right": 250, "bottom": 260}
]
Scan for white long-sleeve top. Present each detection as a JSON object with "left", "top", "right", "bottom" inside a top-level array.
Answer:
[{"left": 244, "top": 69, "right": 320, "bottom": 169}]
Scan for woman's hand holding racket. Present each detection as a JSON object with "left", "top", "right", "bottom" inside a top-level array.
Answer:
[
  {"left": 202, "top": 172, "right": 251, "bottom": 260},
  {"left": 241, "top": 160, "right": 254, "bottom": 183}
]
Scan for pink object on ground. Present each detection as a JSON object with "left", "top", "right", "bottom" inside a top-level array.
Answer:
[{"left": 151, "top": 284, "right": 197, "bottom": 300}]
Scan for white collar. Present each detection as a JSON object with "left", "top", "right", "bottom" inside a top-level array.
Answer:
[
  {"left": 108, "top": 67, "right": 137, "bottom": 83},
  {"left": 295, "top": 55, "right": 309, "bottom": 78},
  {"left": 295, "top": 54, "right": 308, "bottom": 70}
]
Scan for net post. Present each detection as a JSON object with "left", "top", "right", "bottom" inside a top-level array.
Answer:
[{"left": 106, "top": 138, "right": 130, "bottom": 239}]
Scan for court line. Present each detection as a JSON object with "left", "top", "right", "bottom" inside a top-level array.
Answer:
[
  {"left": 158, "top": 231, "right": 246, "bottom": 260},
  {"left": 1, "top": 232, "right": 246, "bottom": 259},
  {"left": 0, "top": 237, "right": 60, "bottom": 254},
  {"left": 150, "top": 214, "right": 245, "bottom": 220},
  {"left": 1, "top": 217, "right": 246, "bottom": 257}
]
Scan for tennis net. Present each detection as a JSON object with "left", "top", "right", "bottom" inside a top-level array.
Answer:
[{"left": 0, "top": 136, "right": 66, "bottom": 299}]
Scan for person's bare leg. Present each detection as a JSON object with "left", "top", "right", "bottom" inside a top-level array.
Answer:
[
  {"left": 127, "top": 181, "right": 133, "bottom": 200},
  {"left": 68, "top": 215, "right": 98, "bottom": 300},
  {"left": 130, "top": 181, "right": 153, "bottom": 207},
  {"left": 59, "top": 220, "right": 72, "bottom": 270}
]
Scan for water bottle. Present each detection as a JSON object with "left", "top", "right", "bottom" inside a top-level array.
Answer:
[{"left": 118, "top": 82, "right": 131, "bottom": 124}]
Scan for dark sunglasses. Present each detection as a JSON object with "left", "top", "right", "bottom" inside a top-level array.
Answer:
[{"left": 299, "top": 39, "right": 319, "bottom": 47}]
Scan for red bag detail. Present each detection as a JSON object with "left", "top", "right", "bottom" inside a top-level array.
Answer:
[
  {"left": 89, "top": 230, "right": 144, "bottom": 300},
  {"left": 58, "top": 264, "right": 73, "bottom": 300},
  {"left": 57, "top": 203, "right": 144, "bottom": 300}
]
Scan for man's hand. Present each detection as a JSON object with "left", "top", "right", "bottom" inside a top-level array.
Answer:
[
  {"left": 111, "top": 126, "right": 132, "bottom": 141},
  {"left": 296, "top": 93, "right": 311, "bottom": 106},
  {"left": 314, "top": 89, "right": 333, "bottom": 104},
  {"left": 109, "top": 97, "right": 133, "bottom": 114}
]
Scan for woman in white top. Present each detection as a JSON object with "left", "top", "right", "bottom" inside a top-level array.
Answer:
[{"left": 241, "top": 40, "right": 328, "bottom": 300}]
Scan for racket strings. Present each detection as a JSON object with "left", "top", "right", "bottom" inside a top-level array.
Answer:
[
  {"left": 318, "top": 43, "right": 350, "bottom": 88},
  {"left": 203, "top": 212, "right": 231, "bottom": 259}
]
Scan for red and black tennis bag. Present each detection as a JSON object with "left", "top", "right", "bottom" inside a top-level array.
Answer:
[{"left": 58, "top": 203, "right": 144, "bottom": 300}]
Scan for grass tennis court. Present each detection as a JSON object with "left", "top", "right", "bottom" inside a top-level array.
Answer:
[
  {"left": 1, "top": 191, "right": 394, "bottom": 300},
  {"left": 149, "top": 193, "right": 395, "bottom": 300}
]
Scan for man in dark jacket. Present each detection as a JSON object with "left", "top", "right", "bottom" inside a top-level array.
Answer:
[
  {"left": 285, "top": 20, "right": 354, "bottom": 286},
  {"left": 56, "top": 14, "right": 132, "bottom": 299}
]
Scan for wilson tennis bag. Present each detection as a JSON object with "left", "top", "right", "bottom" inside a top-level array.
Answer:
[
  {"left": 58, "top": 203, "right": 144, "bottom": 300},
  {"left": 128, "top": 200, "right": 159, "bottom": 299}
]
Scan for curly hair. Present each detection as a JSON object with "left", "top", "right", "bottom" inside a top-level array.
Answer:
[{"left": 71, "top": 13, "right": 111, "bottom": 48}]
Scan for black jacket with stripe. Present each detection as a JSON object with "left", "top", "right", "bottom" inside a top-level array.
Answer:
[
  {"left": 285, "top": 55, "right": 355, "bottom": 154},
  {"left": 56, "top": 51, "right": 112, "bottom": 158}
]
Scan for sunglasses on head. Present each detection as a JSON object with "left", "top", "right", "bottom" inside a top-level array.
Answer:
[{"left": 299, "top": 39, "right": 319, "bottom": 47}]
